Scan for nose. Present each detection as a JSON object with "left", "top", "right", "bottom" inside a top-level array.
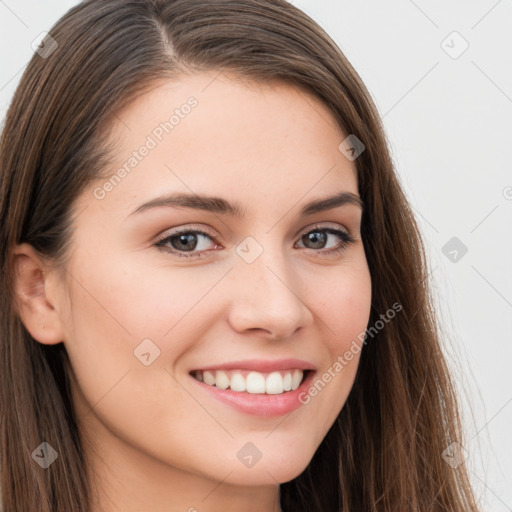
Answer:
[{"left": 226, "top": 245, "right": 314, "bottom": 340}]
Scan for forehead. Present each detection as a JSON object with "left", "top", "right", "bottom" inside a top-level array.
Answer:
[{"left": 81, "top": 72, "right": 358, "bottom": 220}]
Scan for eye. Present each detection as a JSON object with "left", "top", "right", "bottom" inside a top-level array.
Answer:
[
  {"left": 155, "top": 226, "right": 220, "bottom": 259},
  {"left": 154, "top": 223, "right": 356, "bottom": 259},
  {"left": 294, "top": 224, "right": 356, "bottom": 256}
]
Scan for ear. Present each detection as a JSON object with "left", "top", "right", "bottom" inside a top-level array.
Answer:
[{"left": 10, "top": 243, "right": 67, "bottom": 345}]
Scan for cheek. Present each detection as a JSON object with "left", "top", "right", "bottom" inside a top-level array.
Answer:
[
  {"left": 61, "top": 258, "right": 225, "bottom": 471},
  {"left": 298, "top": 261, "right": 371, "bottom": 427},
  {"left": 61, "top": 256, "right": 228, "bottom": 411},
  {"left": 65, "top": 253, "right": 225, "bottom": 348},
  {"left": 307, "top": 259, "right": 372, "bottom": 346}
]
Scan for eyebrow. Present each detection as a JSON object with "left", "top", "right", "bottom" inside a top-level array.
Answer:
[{"left": 128, "top": 191, "right": 364, "bottom": 218}]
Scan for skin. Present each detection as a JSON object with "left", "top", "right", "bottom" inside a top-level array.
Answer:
[{"left": 12, "top": 72, "right": 372, "bottom": 512}]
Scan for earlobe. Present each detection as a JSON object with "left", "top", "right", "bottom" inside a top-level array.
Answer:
[{"left": 11, "top": 243, "right": 66, "bottom": 345}]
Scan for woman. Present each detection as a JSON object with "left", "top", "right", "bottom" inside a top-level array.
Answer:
[{"left": 0, "top": 0, "right": 481, "bottom": 510}]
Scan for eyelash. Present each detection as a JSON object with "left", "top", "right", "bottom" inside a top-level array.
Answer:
[{"left": 154, "top": 224, "right": 356, "bottom": 259}]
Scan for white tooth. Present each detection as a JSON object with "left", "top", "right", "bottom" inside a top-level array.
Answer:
[
  {"left": 265, "top": 372, "right": 284, "bottom": 394},
  {"left": 195, "top": 371, "right": 203, "bottom": 382},
  {"left": 215, "top": 370, "right": 230, "bottom": 389},
  {"left": 291, "top": 369, "right": 303, "bottom": 390},
  {"left": 203, "top": 370, "right": 216, "bottom": 386},
  {"left": 282, "top": 372, "right": 292, "bottom": 391},
  {"left": 230, "top": 372, "right": 246, "bottom": 392},
  {"left": 246, "top": 371, "right": 266, "bottom": 393}
]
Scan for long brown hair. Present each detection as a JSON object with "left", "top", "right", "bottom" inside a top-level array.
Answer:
[{"left": 0, "top": 0, "right": 481, "bottom": 510}]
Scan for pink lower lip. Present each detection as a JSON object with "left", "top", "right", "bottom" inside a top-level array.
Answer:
[{"left": 189, "top": 370, "right": 316, "bottom": 417}]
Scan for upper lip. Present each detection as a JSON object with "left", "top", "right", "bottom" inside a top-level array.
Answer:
[{"left": 190, "top": 358, "right": 316, "bottom": 373}]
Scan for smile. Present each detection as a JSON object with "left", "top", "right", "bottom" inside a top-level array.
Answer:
[{"left": 191, "top": 369, "right": 307, "bottom": 395}]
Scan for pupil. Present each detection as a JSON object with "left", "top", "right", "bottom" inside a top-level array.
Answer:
[
  {"left": 305, "top": 231, "right": 326, "bottom": 249},
  {"left": 174, "top": 233, "right": 197, "bottom": 251}
]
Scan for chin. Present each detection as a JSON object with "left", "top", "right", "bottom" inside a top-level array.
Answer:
[{"left": 217, "top": 448, "right": 315, "bottom": 486}]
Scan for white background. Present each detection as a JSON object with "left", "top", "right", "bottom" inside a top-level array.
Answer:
[{"left": 1, "top": 1, "right": 511, "bottom": 510}]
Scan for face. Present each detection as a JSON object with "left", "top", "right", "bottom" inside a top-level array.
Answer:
[{"left": 48, "top": 72, "right": 372, "bottom": 491}]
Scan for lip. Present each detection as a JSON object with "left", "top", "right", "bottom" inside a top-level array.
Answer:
[
  {"left": 188, "top": 367, "right": 317, "bottom": 417},
  {"left": 189, "top": 358, "right": 316, "bottom": 373}
]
